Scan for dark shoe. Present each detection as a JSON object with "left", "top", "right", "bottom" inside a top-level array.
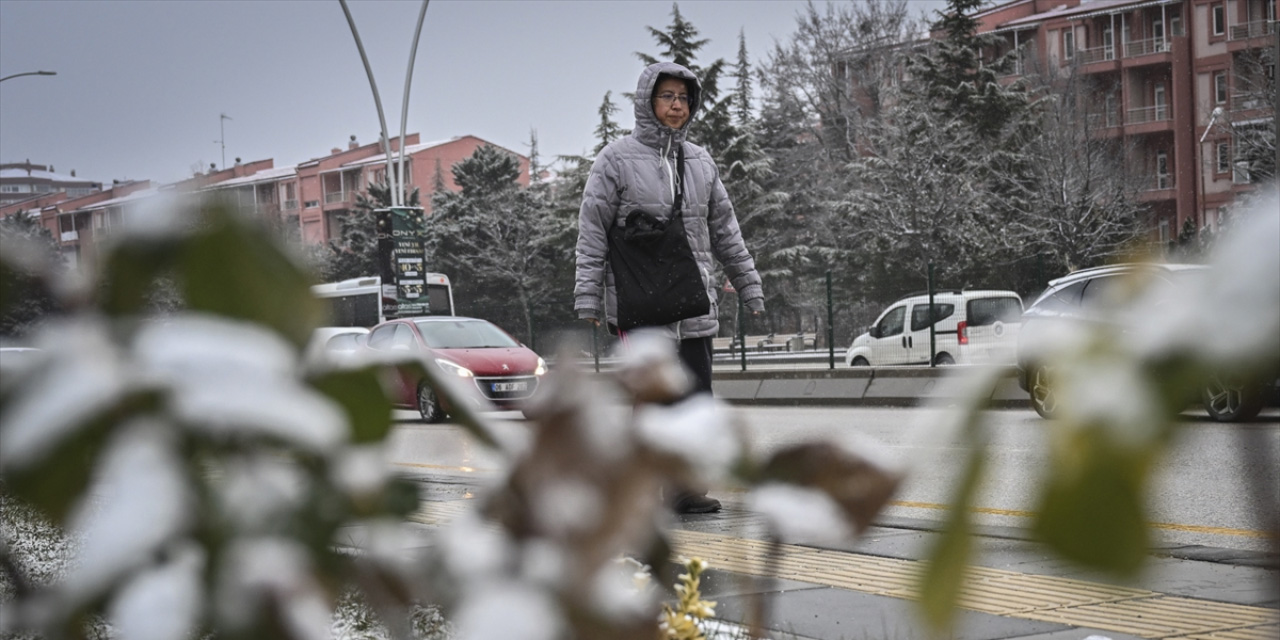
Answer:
[{"left": 671, "top": 493, "right": 722, "bottom": 514}]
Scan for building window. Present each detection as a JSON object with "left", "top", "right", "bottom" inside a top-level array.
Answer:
[
  {"left": 1062, "top": 29, "right": 1075, "bottom": 60},
  {"left": 1216, "top": 142, "right": 1231, "bottom": 173},
  {"left": 1212, "top": 4, "right": 1225, "bottom": 36},
  {"left": 0, "top": 185, "right": 20, "bottom": 193},
  {"left": 1156, "top": 150, "right": 1170, "bottom": 189},
  {"left": 304, "top": 200, "right": 319, "bottom": 209},
  {"left": 1170, "top": 13, "right": 1183, "bottom": 37},
  {"left": 1214, "top": 72, "right": 1228, "bottom": 104}
]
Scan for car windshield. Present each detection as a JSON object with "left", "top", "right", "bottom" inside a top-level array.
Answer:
[{"left": 413, "top": 319, "right": 520, "bottom": 349}]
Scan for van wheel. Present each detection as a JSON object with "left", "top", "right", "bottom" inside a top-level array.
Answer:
[
  {"left": 850, "top": 356, "right": 869, "bottom": 367},
  {"left": 934, "top": 353, "right": 955, "bottom": 366},
  {"left": 1030, "top": 364, "right": 1059, "bottom": 419},
  {"left": 417, "top": 383, "right": 447, "bottom": 423},
  {"left": 1202, "top": 374, "right": 1265, "bottom": 422}
]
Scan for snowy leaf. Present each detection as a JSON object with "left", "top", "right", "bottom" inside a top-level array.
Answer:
[
  {"left": 749, "top": 484, "right": 852, "bottom": 542},
  {"left": 107, "top": 543, "right": 204, "bottom": 640},
  {"left": 634, "top": 394, "right": 741, "bottom": 484},
  {"left": 453, "top": 581, "right": 562, "bottom": 640},
  {"left": 66, "top": 422, "right": 194, "bottom": 600}
]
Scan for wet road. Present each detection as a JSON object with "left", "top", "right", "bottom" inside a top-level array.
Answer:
[{"left": 386, "top": 404, "right": 1280, "bottom": 553}]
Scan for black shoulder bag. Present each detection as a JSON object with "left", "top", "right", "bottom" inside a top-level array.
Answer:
[{"left": 606, "top": 143, "right": 711, "bottom": 331}]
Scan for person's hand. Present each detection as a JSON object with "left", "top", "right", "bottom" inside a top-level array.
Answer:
[{"left": 583, "top": 317, "right": 600, "bottom": 327}]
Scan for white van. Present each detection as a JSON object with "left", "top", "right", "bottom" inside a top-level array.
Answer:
[{"left": 844, "top": 290, "right": 1023, "bottom": 366}]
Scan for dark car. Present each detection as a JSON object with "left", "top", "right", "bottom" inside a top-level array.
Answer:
[
  {"left": 363, "top": 316, "right": 546, "bottom": 422},
  {"left": 1017, "top": 263, "right": 1271, "bottom": 422}
]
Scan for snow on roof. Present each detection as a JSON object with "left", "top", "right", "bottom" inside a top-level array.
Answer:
[
  {"left": 204, "top": 165, "right": 297, "bottom": 189},
  {"left": 342, "top": 138, "right": 459, "bottom": 168},
  {"left": 69, "top": 188, "right": 161, "bottom": 212},
  {"left": 1000, "top": 0, "right": 1180, "bottom": 27},
  {"left": 0, "top": 167, "right": 94, "bottom": 183}
]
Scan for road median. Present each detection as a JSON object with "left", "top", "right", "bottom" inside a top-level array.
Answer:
[{"left": 712, "top": 364, "right": 1029, "bottom": 407}]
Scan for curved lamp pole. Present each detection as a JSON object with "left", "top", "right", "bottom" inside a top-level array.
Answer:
[
  {"left": 0, "top": 70, "right": 56, "bottom": 84},
  {"left": 338, "top": 0, "right": 429, "bottom": 208}
]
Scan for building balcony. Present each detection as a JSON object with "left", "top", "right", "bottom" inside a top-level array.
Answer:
[
  {"left": 1086, "top": 112, "right": 1123, "bottom": 132},
  {"left": 324, "top": 191, "right": 351, "bottom": 205},
  {"left": 1139, "top": 174, "right": 1176, "bottom": 201},
  {"left": 1229, "top": 20, "right": 1274, "bottom": 41},
  {"left": 60, "top": 230, "right": 79, "bottom": 242},
  {"left": 1230, "top": 92, "right": 1271, "bottom": 113},
  {"left": 1126, "top": 105, "right": 1171, "bottom": 125},
  {"left": 1076, "top": 45, "right": 1116, "bottom": 66},
  {"left": 283, "top": 199, "right": 299, "bottom": 211},
  {"left": 1123, "top": 37, "right": 1172, "bottom": 59}
]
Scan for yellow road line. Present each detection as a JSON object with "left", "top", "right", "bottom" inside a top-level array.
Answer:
[
  {"left": 890, "top": 500, "right": 1271, "bottom": 539},
  {"left": 392, "top": 462, "right": 1270, "bottom": 540},
  {"left": 409, "top": 500, "right": 1279, "bottom": 639}
]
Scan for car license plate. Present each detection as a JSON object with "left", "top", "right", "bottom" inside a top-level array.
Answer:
[{"left": 492, "top": 381, "right": 527, "bottom": 392}]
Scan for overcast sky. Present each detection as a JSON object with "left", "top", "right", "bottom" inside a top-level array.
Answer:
[{"left": 1, "top": 0, "right": 946, "bottom": 185}]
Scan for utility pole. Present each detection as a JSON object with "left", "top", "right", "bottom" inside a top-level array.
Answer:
[{"left": 215, "top": 113, "right": 232, "bottom": 170}]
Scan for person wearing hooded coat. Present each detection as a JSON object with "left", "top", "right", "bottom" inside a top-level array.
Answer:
[{"left": 573, "top": 61, "right": 766, "bottom": 514}]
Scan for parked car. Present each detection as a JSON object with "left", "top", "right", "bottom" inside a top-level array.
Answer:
[
  {"left": 845, "top": 290, "right": 1024, "bottom": 367},
  {"left": 1017, "top": 262, "right": 1272, "bottom": 422},
  {"left": 363, "top": 316, "right": 546, "bottom": 422},
  {"left": 302, "top": 326, "right": 371, "bottom": 367}
]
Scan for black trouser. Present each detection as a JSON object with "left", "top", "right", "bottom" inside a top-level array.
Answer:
[
  {"left": 677, "top": 335, "right": 714, "bottom": 397},
  {"left": 673, "top": 335, "right": 715, "bottom": 502}
]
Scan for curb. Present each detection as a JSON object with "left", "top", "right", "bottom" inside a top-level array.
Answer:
[{"left": 712, "top": 365, "right": 1030, "bottom": 408}]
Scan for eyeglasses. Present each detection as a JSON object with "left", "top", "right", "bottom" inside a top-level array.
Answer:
[{"left": 655, "top": 92, "right": 690, "bottom": 105}]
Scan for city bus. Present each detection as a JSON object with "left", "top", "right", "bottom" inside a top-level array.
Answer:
[{"left": 311, "top": 273, "right": 455, "bottom": 327}]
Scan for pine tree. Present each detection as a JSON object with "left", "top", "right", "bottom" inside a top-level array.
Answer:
[
  {"left": 428, "top": 146, "right": 571, "bottom": 346},
  {"left": 731, "top": 29, "right": 753, "bottom": 127},
  {"left": 0, "top": 213, "right": 63, "bottom": 335},
  {"left": 592, "top": 91, "right": 627, "bottom": 155},
  {"left": 636, "top": 3, "right": 730, "bottom": 154},
  {"left": 321, "top": 180, "right": 420, "bottom": 283},
  {"left": 908, "top": 0, "right": 1027, "bottom": 139}
]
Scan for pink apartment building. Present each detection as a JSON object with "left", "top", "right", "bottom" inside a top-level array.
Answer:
[
  {"left": 0, "top": 134, "right": 529, "bottom": 266},
  {"left": 968, "top": 0, "right": 1276, "bottom": 241}
]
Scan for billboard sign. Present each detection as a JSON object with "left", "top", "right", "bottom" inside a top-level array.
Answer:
[{"left": 375, "top": 206, "right": 429, "bottom": 318}]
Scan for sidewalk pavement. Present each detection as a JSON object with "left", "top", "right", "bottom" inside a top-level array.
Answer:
[
  {"left": 675, "top": 495, "right": 1278, "bottom": 640},
  {"left": 397, "top": 491, "right": 1278, "bottom": 640}
]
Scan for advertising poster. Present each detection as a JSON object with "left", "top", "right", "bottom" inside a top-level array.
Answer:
[{"left": 374, "top": 206, "right": 429, "bottom": 318}]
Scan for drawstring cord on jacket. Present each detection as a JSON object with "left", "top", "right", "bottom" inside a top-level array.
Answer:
[{"left": 662, "top": 135, "right": 676, "bottom": 207}]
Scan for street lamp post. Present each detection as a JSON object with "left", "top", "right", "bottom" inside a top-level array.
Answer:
[
  {"left": 0, "top": 70, "right": 56, "bottom": 84},
  {"left": 1198, "top": 106, "right": 1225, "bottom": 235}
]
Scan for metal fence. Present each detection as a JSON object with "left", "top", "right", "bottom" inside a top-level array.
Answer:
[{"left": 549, "top": 264, "right": 1031, "bottom": 373}]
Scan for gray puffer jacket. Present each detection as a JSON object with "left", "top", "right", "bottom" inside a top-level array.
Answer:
[{"left": 574, "top": 61, "right": 764, "bottom": 338}]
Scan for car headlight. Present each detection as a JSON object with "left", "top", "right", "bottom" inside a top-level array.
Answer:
[
  {"left": 534, "top": 357, "right": 547, "bottom": 376},
  {"left": 435, "top": 359, "right": 474, "bottom": 378}
]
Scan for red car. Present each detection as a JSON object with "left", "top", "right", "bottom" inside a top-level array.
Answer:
[{"left": 364, "top": 316, "right": 546, "bottom": 422}]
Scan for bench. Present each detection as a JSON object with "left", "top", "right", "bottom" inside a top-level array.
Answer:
[{"left": 713, "top": 334, "right": 775, "bottom": 356}]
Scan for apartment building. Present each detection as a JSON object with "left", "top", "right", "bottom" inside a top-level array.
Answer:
[
  {"left": 202, "top": 134, "right": 528, "bottom": 244},
  {"left": 0, "top": 162, "right": 102, "bottom": 206},
  {"left": 0, "top": 179, "right": 153, "bottom": 269},
  {"left": 970, "top": 0, "right": 1276, "bottom": 242},
  {"left": 1, "top": 134, "right": 528, "bottom": 266}
]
